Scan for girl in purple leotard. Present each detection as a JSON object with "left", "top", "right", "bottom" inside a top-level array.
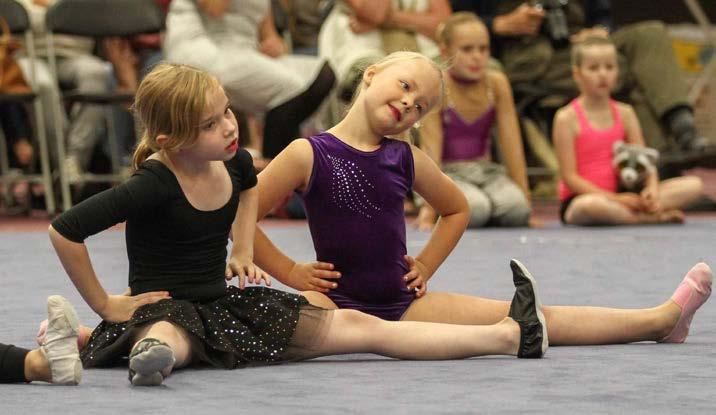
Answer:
[
  {"left": 252, "top": 50, "right": 711, "bottom": 349},
  {"left": 418, "top": 12, "right": 535, "bottom": 230}
]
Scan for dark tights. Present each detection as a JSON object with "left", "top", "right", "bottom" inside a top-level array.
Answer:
[
  {"left": 262, "top": 62, "right": 335, "bottom": 159},
  {"left": 0, "top": 343, "right": 29, "bottom": 383}
]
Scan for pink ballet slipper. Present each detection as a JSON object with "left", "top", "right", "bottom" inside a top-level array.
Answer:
[
  {"left": 660, "top": 262, "right": 712, "bottom": 343},
  {"left": 37, "top": 319, "right": 90, "bottom": 349}
]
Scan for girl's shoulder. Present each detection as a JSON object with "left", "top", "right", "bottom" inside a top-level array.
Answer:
[
  {"left": 613, "top": 100, "right": 635, "bottom": 118},
  {"left": 554, "top": 103, "right": 577, "bottom": 123},
  {"left": 486, "top": 70, "right": 508, "bottom": 89}
]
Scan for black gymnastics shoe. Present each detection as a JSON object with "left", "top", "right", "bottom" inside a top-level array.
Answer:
[
  {"left": 128, "top": 338, "right": 175, "bottom": 386},
  {"left": 508, "top": 259, "right": 549, "bottom": 358}
]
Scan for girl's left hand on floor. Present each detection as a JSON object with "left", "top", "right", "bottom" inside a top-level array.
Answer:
[
  {"left": 225, "top": 258, "right": 272, "bottom": 289},
  {"left": 403, "top": 255, "right": 429, "bottom": 298}
]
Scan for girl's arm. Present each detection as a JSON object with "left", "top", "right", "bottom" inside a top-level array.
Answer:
[
  {"left": 621, "top": 103, "right": 657, "bottom": 187},
  {"left": 385, "top": 0, "right": 452, "bottom": 40},
  {"left": 49, "top": 226, "right": 170, "bottom": 323},
  {"left": 621, "top": 103, "right": 660, "bottom": 208},
  {"left": 226, "top": 186, "right": 271, "bottom": 289},
  {"left": 253, "top": 140, "right": 341, "bottom": 292},
  {"left": 411, "top": 145, "right": 470, "bottom": 283},
  {"left": 491, "top": 71, "right": 531, "bottom": 202},
  {"left": 258, "top": 4, "right": 285, "bottom": 57}
]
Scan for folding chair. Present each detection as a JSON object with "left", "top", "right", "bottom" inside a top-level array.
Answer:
[
  {"left": 683, "top": 0, "right": 716, "bottom": 104},
  {"left": 44, "top": 0, "right": 165, "bottom": 211},
  {"left": 0, "top": 0, "right": 55, "bottom": 214}
]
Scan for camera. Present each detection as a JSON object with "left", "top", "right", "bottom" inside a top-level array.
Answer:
[{"left": 531, "top": 0, "right": 570, "bottom": 48}]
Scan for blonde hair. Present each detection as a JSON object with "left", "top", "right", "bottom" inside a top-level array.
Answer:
[
  {"left": 350, "top": 51, "right": 446, "bottom": 110},
  {"left": 435, "top": 11, "right": 486, "bottom": 47},
  {"left": 571, "top": 36, "right": 617, "bottom": 67},
  {"left": 131, "top": 63, "right": 221, "bottom": 170}
]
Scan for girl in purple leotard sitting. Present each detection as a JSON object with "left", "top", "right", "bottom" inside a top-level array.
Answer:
[
  {"left": 251, "top": 50, "right": 711, "bottom": 348},
  {"left": 418, "top": 12, "right": 535, "bottom": 230}
]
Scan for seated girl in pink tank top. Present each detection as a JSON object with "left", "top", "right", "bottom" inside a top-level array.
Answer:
[{"left": 553, "top": 36, "right": 703, "bottom": 226}]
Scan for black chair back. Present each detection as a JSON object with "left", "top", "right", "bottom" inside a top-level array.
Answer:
[
  {"left": 46, "top": 0, "right": 165, "bottom": 37},
  {"left": 0, "top": 0, "right": 30, "bottom": 33}
]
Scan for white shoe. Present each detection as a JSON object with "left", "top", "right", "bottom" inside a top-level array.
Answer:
[{"left": 40, "top": 295, "right": 82, "bottom": 385}]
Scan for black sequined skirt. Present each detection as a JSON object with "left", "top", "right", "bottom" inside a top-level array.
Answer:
[{"left": 80, "top": 286, "right": 330, "bottom": 369}]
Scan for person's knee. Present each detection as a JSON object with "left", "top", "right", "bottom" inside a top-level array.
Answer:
[
  {"left": 143, "top": 320, "right": 186, "bottom": 344},
  {"left": 490, "top": 190, "right": 531, "bottom": 227},
  {"left": 338, "top": 309, "right": 381, "bottom": 331},
  {"left": 466, "top": 196, "right": 491, "bottom": 228},
  {"left": 565, "top": 194, "right": 608, "bottom": 224},
  {"left": 73, "top": 61, "right": 111, "bottom": 93},
  {"left": 680, "top": 175, "right": 704, "bottom": 198},
  {"left": 493, "top": 200, "right": 531, "bottom": 227}
]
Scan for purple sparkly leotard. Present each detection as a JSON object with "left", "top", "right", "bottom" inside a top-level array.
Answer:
[{"left": 301, "top": 132, "right": 415, "bottom": 320}]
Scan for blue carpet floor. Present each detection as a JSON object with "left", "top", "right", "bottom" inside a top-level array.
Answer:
[{"left": 0, "top": 220, "right": 714, "bottom": 414}]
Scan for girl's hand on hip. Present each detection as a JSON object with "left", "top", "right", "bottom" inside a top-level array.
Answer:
[
  {"left": 226, "top": 258, "right": 272, "bottom": 290},
  {"left": 287, "top": 262, "right": 341, "bottom": 293},
  {"left": 99, "top": 291, "right": 171, "bottom": 323},
  {"left": 403, "top": 255, "right": 429, "bottom": 298}
]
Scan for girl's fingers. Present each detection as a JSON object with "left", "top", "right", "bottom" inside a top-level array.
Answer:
[
  {"left": 407, "top": 278, "right": 424, "bottom": 291},
  {"left": 261, "top": 272, "right": 272, "bottom": 286},
  {"left": 135, "top": 292, "right": 171, "bottom": 307},
  {"left": 313, "top": 262, "right": 335, "bottom": 270},
  {"left": 416, "top": 282, "right": 427, "bottom": 297},
  {"left": 135, "top": 291, "right": 170, "bottom": 300},
  {"left": 403, "top": 271, "right": 418, "bottom": 283},
  {"left": 312, "top": 277, "right": 337, "bottom": 290},
  {"left": 247, "top": 266, "right": 256, "bottom": 284},
  {"left": 309, "top": 284, "right": 330, "bottom": 294},
  {"left": 238, "top": 274, "right": 246, "bottom": 290},
  {"left": 312, "top": 269, "right": 341, "bottom": 279}
]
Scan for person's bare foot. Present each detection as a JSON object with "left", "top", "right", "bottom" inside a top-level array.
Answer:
[{"left": 658, "top": 209, "right": 685, "bottom": 224}]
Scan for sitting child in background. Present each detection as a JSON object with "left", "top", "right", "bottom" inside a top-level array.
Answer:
[
  {"left": 418, "top": 12, "right": 534, "bottom": 229},
  {"left": 553, "top": 36, "right": 703, "bottom": 226}
]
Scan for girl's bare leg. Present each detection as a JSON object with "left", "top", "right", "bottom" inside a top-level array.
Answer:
[
  {"left": 403, "top": 292, "right": 680, "bottom": 344},
  {"left": 308, "top": 309, "right": 520, "bottom": 360},
  {"left": 565, "top": 194, "right": 682, "bottom": 225},
  {"left": 658, "top": 176, "right": 703, "bottom": 211},
  {"left": 402, "top": 262, "right": 713, "bottom": 346}
]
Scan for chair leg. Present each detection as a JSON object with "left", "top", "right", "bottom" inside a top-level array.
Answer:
[
  {"left": 33, "top": 97, "right": 56, "bottom": 215},
  {"left": 105, "top": 106, "right": 121, "bottom": 176}
]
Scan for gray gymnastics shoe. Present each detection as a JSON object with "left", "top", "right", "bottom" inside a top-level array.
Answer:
[
  {"left": 40, "top": 295, "right": 82, "bottom": 385},
  {"left": 508, "top": 259, "right": 549, "bottom": 358},
  {"left": 128, "top": 338, "right": 175, "bottom": 386}
]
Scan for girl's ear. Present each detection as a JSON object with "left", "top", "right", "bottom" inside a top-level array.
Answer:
[
  {"left": 156, "top": 134, "right": 169, "bottom": 148},
  {"left": 363, "top": 66, "right": 376, "bottom": 87}
]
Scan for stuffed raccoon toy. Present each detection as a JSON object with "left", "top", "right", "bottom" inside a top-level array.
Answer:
[{"left": 612, "top": 141, "right": 659, "bottom": 192}]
